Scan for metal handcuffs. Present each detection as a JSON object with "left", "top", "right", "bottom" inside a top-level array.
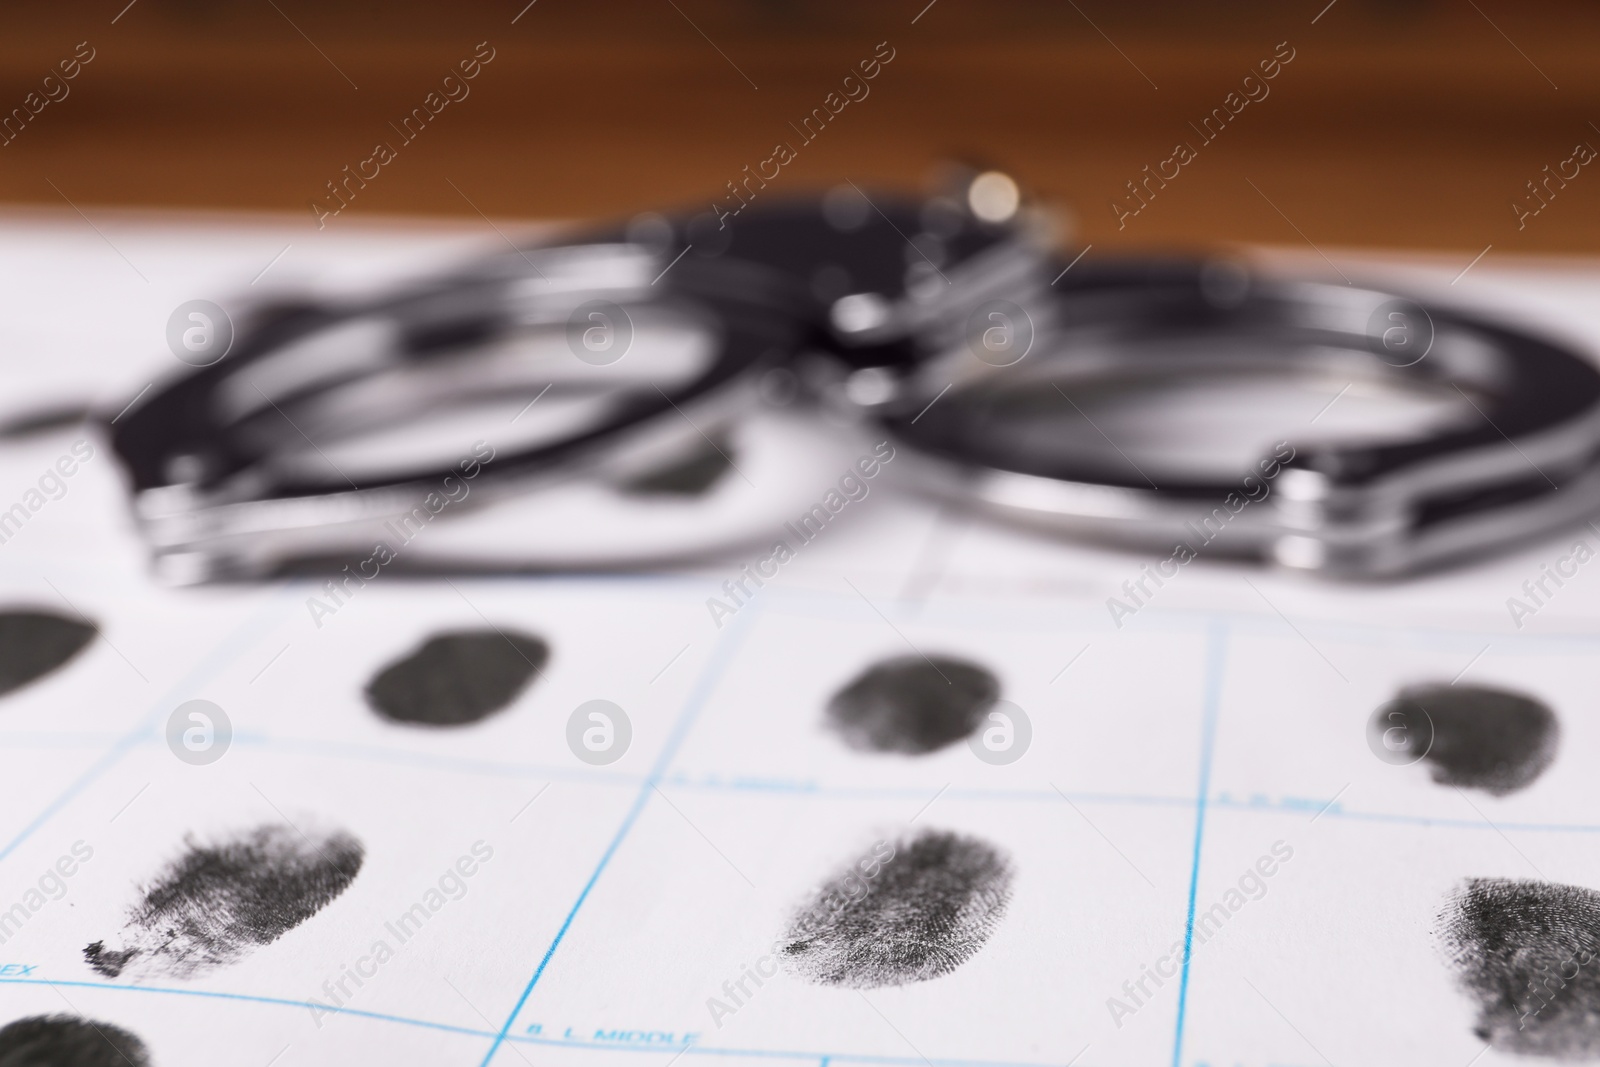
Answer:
[{"left": 103, "top": 171, "right": 1600, "bottom": 582}]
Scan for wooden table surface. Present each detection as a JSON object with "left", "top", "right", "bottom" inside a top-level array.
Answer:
[{"left": 1, "top": 0, "right": 1597, "bottom": 258}]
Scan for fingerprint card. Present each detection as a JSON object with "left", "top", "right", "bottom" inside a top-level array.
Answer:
[{"left": 2, "top": 551, "right": 1598, "bottom": 1067}]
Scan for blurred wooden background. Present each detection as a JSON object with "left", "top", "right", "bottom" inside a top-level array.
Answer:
[{"left": 1, "top": 0, "right": 1597, "bottom": 254}]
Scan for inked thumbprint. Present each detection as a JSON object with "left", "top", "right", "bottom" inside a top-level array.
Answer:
[
  {"left": 1403, "top": 683, "right": 1558, "bottom": 795},
  {"left": 364, "top": 628, "right": 548, "bottom": 727},
  {"left": 0, "top": 1014, "right": 151, "bottom": 1066},
  {"left": 1438, "top": 877, "right": 1600, "bottom": 1057},
  {"left": 84, "top": 822, "right": 363, "bottom": 981},
  {"left": 0, "top": 610, "right": 96, "bottom": 699},
  {"left": 779, "top": 828, "right": 1013, "bottom": 988},
  {"left": 826, "top": 655, "right": 1000, "bottom": 754}
]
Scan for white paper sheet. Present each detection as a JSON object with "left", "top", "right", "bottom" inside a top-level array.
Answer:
[{"left": 3, "top": 210, "right": 1600, "bottom": 1066}]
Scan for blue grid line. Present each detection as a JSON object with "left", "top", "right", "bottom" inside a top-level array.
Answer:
[
  {"left": 0, "top": 977, "right": 489, "bottom": 1038},
  {"left": 511, "top": 1037, "right": 1049, "bottom": 1067},
  {"left": 11, "top": 716, "right": 1600, "bottom": 838},
  {"left": 23, "top": 727, "right": 1600, "bottom": 835},
  {"left": 231, "top": 733, "right": 629, "bottom": 788},
  {"left": 1170, "top": 620, "right": 1228, "bottom": 1067},
  {"left": 0, "top": 590, "right": 297, "bottom": 866},
  {"left": 1268, "top": 805, "right": 1600, "bottom": 833},
  {"left": 478, "top": 604, "right": 763, "bottom": 1066},
  {"left": 0, "top": 977, "right": 1064, "bottom": 1067}
]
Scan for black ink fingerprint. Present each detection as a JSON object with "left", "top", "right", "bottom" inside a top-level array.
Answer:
[
  {"left": 0, "top": 611, "right": 96, "bottom": 699},
  {"left": 1402, "top": 682, "right": 1559, "bottom": 795},
  {"left": 779, "top": 828, "right": 1013, "bottom": 988},
  {"left": 364, "top": 629, "right": 548, "bottom": 727},
  {"left": 83, "top": 822, "right": 363, "bottom": 981},
  {"left": 826, "top": 655, "right": 1000, "bottom": 755},
  {"left": 1438, "top": 877, "right": 1600, "bottom": 1057},
  {"left": 0, "top": 1014, "right": 151, "bottom": 1067}
]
